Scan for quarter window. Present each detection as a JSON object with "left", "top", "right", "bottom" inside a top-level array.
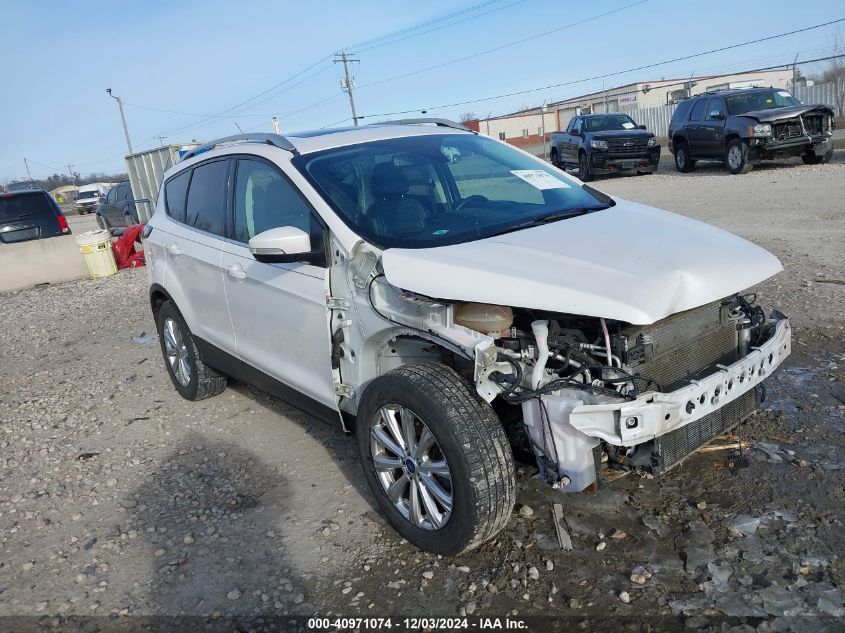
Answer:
[
  {"left": 185, "top": 160, "right": 228, "bottom": 236},
  {"left": 233, "top": 159, "right": 322, "bottom": 247},
  {"left": 164, "top": 170, "right": 190, "bottom": 224}
]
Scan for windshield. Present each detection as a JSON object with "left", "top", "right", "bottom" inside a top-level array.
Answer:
[
  {"left": 0, "top": 192, "right": 54, "bottom": 222},
  {"left": 726, "top": 89, "right": 801, "bottom": 115},
  {"left": 583, "top": 115, "right": 638, "bottom": 131},
  {"left": 294, "top": 133, "right": 609, "bottom": 248},
  {"left": 78, "top": 190, "right": 99, "bottom": 199}
]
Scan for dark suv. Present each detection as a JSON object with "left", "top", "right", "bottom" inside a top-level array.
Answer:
[
  {"left": 96, "top": 181, "right": 138, "bottom": 230},
  {"left": 668, "top": 88, "right": 835, "bottom": 174},
  {"left": 0, "top": 189, "right": 71, "bottom": 244}
]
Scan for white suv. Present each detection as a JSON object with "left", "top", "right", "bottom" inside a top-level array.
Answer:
[{"left": 146, "top": 120, "right": 790, "bottom": 554}]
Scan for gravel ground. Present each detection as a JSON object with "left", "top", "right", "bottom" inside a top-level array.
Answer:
[{"left": 2, "top": 157, "right": 844, "bottom": 631}]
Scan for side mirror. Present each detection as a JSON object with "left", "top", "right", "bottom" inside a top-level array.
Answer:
[
  {"left": 570, "top": 129, "right": 581, "bottom": 137},
  {"left": 710, "top": 111, "right": 725, "bottom": 120},
  {"left": 249, "top": 226, "right": 313, "bottom": 264},
  {"left": 638, "top": 124, "right": 647, "bottom": 130}
]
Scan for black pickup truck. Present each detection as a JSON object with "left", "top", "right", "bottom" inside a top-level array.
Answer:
[{"left": 550, "top": 113, "right": 661, "bottom": 181}]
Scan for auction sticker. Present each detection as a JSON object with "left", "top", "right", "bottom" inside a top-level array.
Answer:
[{"left": 511, "top": 170, "right": 570, "bottom": 189}]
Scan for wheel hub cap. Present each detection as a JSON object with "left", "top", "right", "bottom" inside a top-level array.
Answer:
[
  {"left": 370, "top": 405, "right": 453, "bottom": 531},
  {"left": 162, "top": 317, "right": 191, "bottom": 387}
]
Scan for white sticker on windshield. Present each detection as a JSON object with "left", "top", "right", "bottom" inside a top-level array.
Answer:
[
  {"left": 622, "top": 122, "right": 636, "bottom": 129},
  {"left": 777, "top": 91, "right": 792, "bottom": 98},
  {"left": 510, "top": 170, "right": 570, "bottom": 190}
]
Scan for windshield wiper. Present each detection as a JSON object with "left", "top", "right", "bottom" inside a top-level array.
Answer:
[{"left": 483, "top": 205, "right": 609, "bottom": 238}]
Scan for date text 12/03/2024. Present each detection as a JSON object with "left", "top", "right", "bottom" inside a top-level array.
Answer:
[{"left": 307, "top": 617, "right": 528, "bottom": 630}]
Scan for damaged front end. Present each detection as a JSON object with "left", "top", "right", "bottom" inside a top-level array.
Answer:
[{"left": 474, "top": 295, "right": 791, "bottom": 492}]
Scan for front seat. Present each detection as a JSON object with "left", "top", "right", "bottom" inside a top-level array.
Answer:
[{"left": 367, "top": 162, "right": 428, "bottom": 238}]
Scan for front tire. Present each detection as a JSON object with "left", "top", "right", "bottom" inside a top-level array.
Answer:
[
  {"left": 156, "top": 301, "right": 227, "bottom": 401},
  {"left": 725, "top": 139, "right": 753, "bottom": 174},
  {"left": 802, "top": 149, "right": 833, "bottom": 165},
  {"left": 96, "top": 214, "right": 109, "bottom": 231},
  {"left": 357, "top": 363, "right": 516, "bottom": 555},
  {"left": 578, "top": 152, "right": 592, "bottom": 181}
]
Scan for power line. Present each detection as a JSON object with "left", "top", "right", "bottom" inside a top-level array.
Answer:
[
  {"left": 357, "top": 0, "right": 649, "bottom": 89},
  {"left": 350, "top": 21, "right": 845, "bottom": 121},
  {"left": 352, "top": 0, "right": 529, "bottom": 52}
]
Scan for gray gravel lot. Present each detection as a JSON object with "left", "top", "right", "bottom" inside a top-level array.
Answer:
[{"left": 2, "top": 158, "right": 844, "bottom": 630}]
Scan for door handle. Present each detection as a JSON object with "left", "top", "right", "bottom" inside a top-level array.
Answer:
[
  {"left": 167, "top": 244, "right": 182, "bottom": 256},
  {"left": 226, "top": 264, "right": 247, "bottom": 280}
]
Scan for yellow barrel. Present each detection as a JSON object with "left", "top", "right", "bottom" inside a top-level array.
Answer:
[{"left": 74, "top": 229, "right": 118, "bottom": 278}]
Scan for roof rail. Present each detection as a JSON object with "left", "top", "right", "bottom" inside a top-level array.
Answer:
[
  {"left": 375, "top": 118, "right": 476, "bottom": 134},
  {"left": 180, "top": 133, "right": 299, "bottom": 161}
]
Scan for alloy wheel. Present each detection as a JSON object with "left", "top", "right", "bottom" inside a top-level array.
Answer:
[
  {"left": 370, "top": 405, "right": 453, "bottom": 530},
  {"left": 162, "top": 317, "right": 191, "bottom": 387},
  {"left": 728, "top": 145, "right": 742, "bottom": 170}
]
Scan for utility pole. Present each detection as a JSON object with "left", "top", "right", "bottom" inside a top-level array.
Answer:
[
  {"left": 334, "top": 51, "right": 360, "bottom": 126},
  {"left": 272, "top": 116, "right": 281, "bottom": 134},
  {"left": 157, "top": 135, "right": 167, "bottom": 148},
  {"left": 792, "top": 52, "right": 800, "bottom": 92},
  {"left": 67, "top": 164, "right": 76, "bottom": 186},
  {"left": 106, "top": 88, "right": 134, "bottom": 155},
  {"left": 23, "top": 157, "right": 33, "bottom": 181}
]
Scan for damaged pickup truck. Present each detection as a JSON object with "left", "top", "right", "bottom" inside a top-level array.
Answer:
[
  {"left": 146, "top": 120, "right": 790, "bottom": 554},
  {"left": 669, "top": 87, "right": 835, "bottom": 174}
]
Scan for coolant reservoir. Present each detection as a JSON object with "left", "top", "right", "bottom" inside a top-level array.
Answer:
[{"left": 454, "top": 303, "right": 514, "bottom": 335}]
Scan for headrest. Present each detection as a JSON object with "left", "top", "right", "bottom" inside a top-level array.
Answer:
[{"left": 371, "top": 162, "right": 409, "bottom": 197}]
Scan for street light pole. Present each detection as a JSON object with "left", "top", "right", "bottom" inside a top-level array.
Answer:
[{"left": 106, "top": 88, "right": 133, "bottom": 155}]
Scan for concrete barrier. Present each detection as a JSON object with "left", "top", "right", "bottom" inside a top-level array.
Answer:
[{"left": 0, "top": 235, "right": 91, "bottom": 293}]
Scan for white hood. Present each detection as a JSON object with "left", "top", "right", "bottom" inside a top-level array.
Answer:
[{"left": 381, "top": 200, "right": 782, "bottom": 325}]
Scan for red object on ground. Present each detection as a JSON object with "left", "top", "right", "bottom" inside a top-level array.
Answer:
[{"left": 112, "top": 224, "right": 146, "bottom": 269}]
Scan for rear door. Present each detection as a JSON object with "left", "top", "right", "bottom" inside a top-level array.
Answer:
[
  {"left": 0, "top": 191, "right": 62, "bottom": 243},
  {"left": 219, "top": 156, "right": 337, "bottom": 409},
  {"left": 684, "top": 99, "right": 709, "bottom": 157},
  {"left": 160, "top": 159, "right": 237, "bottom": 356}
]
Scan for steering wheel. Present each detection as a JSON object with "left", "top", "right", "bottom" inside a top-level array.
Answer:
[{"left": 453, "top": 195, "right": 489, "bottom": 213}]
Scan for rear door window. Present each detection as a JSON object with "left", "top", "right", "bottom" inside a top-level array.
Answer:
[
  {"left": 185, "top": 160, "right": 228, "bottom": 236},
  {"left": 0, "top": 192, "right": 55, "bottom": 222},
  {"left": 689, "top": 99, "right": 707, "bottom": 121},
  {"left": 164, "top": 170, "right": 190, "bottom": 224}
]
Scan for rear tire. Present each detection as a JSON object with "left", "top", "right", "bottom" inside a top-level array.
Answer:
[
  {"left": 674, "top": 141, "right": 695, "bottom": 172},
  {"left": 550, "top": 149, "right": 561, "bottom": 168},
  {"left": 124, "top": 211, "right": 134, "bottom": 226},
  {"left": 156, "top": 301, "right": 227, "bottom": 401},
  {"left": 725, "top": 139, "right": 753, "bottom": 174},
  {"left": 356, "top": 363, "right": 516, "bottom": 555}
]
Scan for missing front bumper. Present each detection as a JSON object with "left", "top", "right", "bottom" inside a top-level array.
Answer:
[{"left": 567, "top": 317, "right": 791, "bottom": 447}]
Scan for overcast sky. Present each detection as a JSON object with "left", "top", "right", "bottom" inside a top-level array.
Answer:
[{"left": 0, "top": 0, "right": 841, "bottom": 183}]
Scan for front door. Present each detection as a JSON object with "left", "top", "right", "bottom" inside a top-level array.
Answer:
[
  {"left": 699, "top": 98, "right": 727, "bottom": 158},
  {"left": 220, "top": 156, "right": 337, "bottom": 409}
]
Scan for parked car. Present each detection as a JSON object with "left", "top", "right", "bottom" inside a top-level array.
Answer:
[
  {"left": 96, "top": 181, "right": 138, "bottom": 230},
  {"left": 550, "top": 113, "right": 660, "bottom": 180},
  {"left": 668, "top": 87, "right": 835, "bottom": 174},
  {"left": 0, "top": 188, "right": 71, "bottom": 243},
  {"left": 76, "top": 183, "right": 110, "bottom": 215},
  {"left": 146, "top": 123, "right": 790, "bottom": 554}
]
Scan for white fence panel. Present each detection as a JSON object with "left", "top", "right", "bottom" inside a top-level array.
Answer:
[{"left": 794, "top": 82, "right": 842, "bottom": 115}]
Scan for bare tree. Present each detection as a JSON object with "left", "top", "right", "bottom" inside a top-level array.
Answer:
[
  {"left": 459, "top": 112, "right": 478, "bottom": 123},
  {"left": 818, "top": 35, "right": 845, "bottom": 115}
]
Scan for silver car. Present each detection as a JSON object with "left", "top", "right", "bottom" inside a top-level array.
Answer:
[{"left": 145, "top": 120, "right": 790, "bottom": 554}]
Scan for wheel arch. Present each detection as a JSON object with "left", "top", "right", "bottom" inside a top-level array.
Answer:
[{"left": 149, "top": 283, "right": 174, "bottom": 322}]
